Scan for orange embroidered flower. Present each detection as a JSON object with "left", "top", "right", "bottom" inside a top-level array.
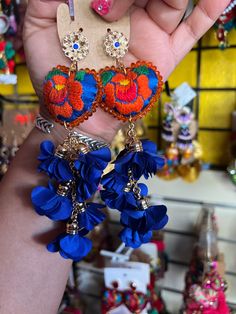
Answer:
[
  {"left": 43, "top": 68, "right": 83, "bottom": 120},
  {"left": 43, "top": 67, "right": 101, "bottom": 127},
  {"left": 104, "top": 71, "right": 152, "bottom": 115}
]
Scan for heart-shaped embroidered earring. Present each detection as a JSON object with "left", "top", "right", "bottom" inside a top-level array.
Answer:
[
  {"left": 100, "top": 29, "right": 163, "bottom": 122},
  {"left": 43, "top": 28, "right": 102, "bottom": 128},
  {"left": 100, "top": 29, "right": 168, "bottom": 249}
]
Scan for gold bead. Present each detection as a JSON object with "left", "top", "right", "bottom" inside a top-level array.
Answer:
[
  {"left": 139, "top": 198, "right": 149, "bottom": 210},
  {"left": 66, "top": 221, "right": 79, "bottom": 235},
  {"left": 55, "top": 144, "right": 67, "bottom": 158},
  {"left": 57, "top": 182, "right": 71, "bottom": 197}
]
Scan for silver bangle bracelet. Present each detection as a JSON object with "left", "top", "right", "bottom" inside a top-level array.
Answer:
[
  {"left": 35, "top": 114, "right": 54, "bottom": 134},
  {"left": 35, "top": 114, "right": 110, "bottom": 151}
]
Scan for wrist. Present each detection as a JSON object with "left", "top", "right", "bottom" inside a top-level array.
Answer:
[{"left": 39, "top": 107, "right": 122, "bottom": 144}]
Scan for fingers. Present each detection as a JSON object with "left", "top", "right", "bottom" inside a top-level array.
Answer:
[
  {"left": 27, "top": 0, "right": 63, "bottom": 20},
  {"left": 146, "top": 0, "right": 188, "bottom": 34},
  {"left": 162, "top": 0, "right": 189, "bottom": 10},
  {"left": 171, "top": 0, "right": 231, "bottom": 62},
  {"left": 135, "top": 0, "right": 149, "bottom": 7},
  {"left": 91, "top": 0, "right": 135, "bottom": 21}
]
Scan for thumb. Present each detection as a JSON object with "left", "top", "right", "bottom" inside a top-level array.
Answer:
[{"left": 91, "top": 0, "right": 135, "bottom": 21}]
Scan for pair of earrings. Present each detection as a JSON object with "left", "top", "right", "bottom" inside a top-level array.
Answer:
[
  {"left": 0, "top": 5, "right": 17, "bottom": 85},
  {"left": 43, "top": 27, "right": 163, "bottom": 128},
  {"left": 162, "top": 103, "right": 194, "bottom": 151},
  {"left": 102, "top": 281, "right": 148, "bottom": 314},
  {"left": 159, "top": 103, "right": 202, "bottom": 182},
  {"left": 31, "top": 2, "right": 168, "bottom": 261}
]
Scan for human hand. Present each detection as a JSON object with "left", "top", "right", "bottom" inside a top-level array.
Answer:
[
  {"left": 23, "top": 0, "right": 230, "bottom": 142},
  {"left": 24, "top": 0, "right": 130, "bottom": 142},
  {"left": 92, "top": 0, "right": 231, "bottom": 79}
]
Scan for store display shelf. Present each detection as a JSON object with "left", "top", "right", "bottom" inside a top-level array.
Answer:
[{"left": 146, "top": 170, "right": 236, "bottom": 208}]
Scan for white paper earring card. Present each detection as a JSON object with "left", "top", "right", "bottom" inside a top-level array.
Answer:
[{"left": 104, "top": 265, "right": 150, "bottom": 294}]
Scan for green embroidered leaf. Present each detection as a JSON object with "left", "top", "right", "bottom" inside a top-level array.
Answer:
[
  {"left": 75, "top": 71, "right": 86, "bottom": 82},
  {"left": 101, "top": 71, "right": 113, "bottom": 85},
  {"left": 133, "top": 66, "right": 150, "bottom": 76},
  {"left": 5, "top": 42, "right": 15, "bottom": 60},
  {"left": 0, "top": 59, "right": 5, "bottom": 70},
  {"left": 45, "top": 69, "right": 63, "bottom": 81}
]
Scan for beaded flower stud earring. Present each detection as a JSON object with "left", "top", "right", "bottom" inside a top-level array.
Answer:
[{"left": 100, "top": 29, "right": 168, "bottom": 249}]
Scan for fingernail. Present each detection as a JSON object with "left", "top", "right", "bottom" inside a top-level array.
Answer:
[{"left": 91, "top": 0, "right": 112, "bottom": 16}]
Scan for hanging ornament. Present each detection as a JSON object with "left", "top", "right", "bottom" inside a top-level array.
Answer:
[
  {"left": 161, "top": 103, "right": 175, "bottom": 143},
  {"left": 157, "top": 143, "right": 179, "bottom": 180},
  {"left": 215, "top": 0, "right": 236, "bottom": 49},
  {"left": 0, "top": 12, "right": 9, "bottom": 35},
  {"left": 0, "top": 36, "right": 17, "bottom": 84},
  {"left": 0, "top": 133, "right": 9, "bottom": 178}
]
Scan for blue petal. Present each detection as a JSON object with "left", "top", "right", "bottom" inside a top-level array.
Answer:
[
  {"left": 101, "top": 189, "right": 137, "bottom": 211},
  {"left": 121, "top": 210, "right": 145, "bottom": 220},
  {"left": 56, "top": 161, "right": 73, "bottom": 180},
  {"left": 48, "top": 199, "right": 72, "bottom": 221},
  {"left": 32, "top": 185, "right": 72, "bottom": 221},
  {"left": 152, "top": 215, "right": 169, "bottom": 230},
  {"left": 77, "top": 203, "right": 106, "bottom": 230},
  {"left": 119, "top": 228, "right": 152, "bottom": 249},
  {"left": 146, "top": 205, "right": 167, "bottom": 228},
  {"left": 76, "top": 178, "right": 99, "bottom": 201},
  {"left": 141, "top": 139, "right": 157, "bottom": 154},
  {"left": 138, "top": 183, "right": 148, "bottom": 197},
  {"left": 141, "top": 230, "right": 153, "bottom": 243},
  {"left": 31, "top": 186, "right": 56, "bottom": 207},
  {"left": 38, "top": 140, "right": 55, "bottom": 160},
  {"left": 113, "top": 139, "right": 165, "bottom": 180},
  {"left": 89, "top": 147, "right": 111, "bottom": 168},
  {"left": 119, "top": 228, "right": 141, "bottom": 248},
  {"left": 101, "top": 170, "right": 128, "bottom": 192},
  {"left": 47, "top": 234, "right": 64, "bottom": 252},
  {"left": 59, "top": 234, "right": 92, "bottom": 261}
]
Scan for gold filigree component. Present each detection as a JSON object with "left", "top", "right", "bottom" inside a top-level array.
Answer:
[
  {"left": 104, "top": 29, "right": 129, "bottom": 59},
  {"left": 62, "top": 30, "right": 89, "bottom": 62},
  {"left": 57, "top": 182, "right": 72, "bottom": 197}
]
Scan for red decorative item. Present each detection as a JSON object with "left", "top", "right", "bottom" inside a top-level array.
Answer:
[
  {"left": 215, "top": 0, "right": 236, "bottom": 48},
  {"left": 184, "top": 269, "right": 229, "bottom": 314},
  {"left": 102, "top": 288, "right": 123, "bottom": 314},
  {"left": 62, "top": 308, "right": 82, "bottom": 314},
  {"left": 124, "top": 290, "right": 148, "bottom": 314}
]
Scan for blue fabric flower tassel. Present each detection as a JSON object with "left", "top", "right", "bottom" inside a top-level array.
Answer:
[
  {"left": 31, "top": 182, "right": 72, "bottom": 221},
  {"left": 100, "top": 123, "right": 168, "bottom": 249},
  {"left": 47, "top": 231, "right": 92, "bottom": 262},
  {"left": 120, "top": 203, "right": 168, "bottom": 248},
  {"left": 47, "top": 202, "right": 106, "bottom": 261},
  {"left": 38, "top": 140, "right": 73, "bottom": 182},
  {"left": 32, "top": 134, "right": 111, "bottom": 262},
  {"left": 114, "top": 139, "right": 165, "bottom": 180}
]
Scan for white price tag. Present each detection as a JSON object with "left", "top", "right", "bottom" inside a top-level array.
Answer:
[
  {"left": 172, "top": 82, "right": 196, "bottom": 107},
  {"left": 0, "top": 74, "right": 17, "bottom": 85}
]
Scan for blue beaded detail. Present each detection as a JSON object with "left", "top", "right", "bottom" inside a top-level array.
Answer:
[
  {"left": 73, "top": 43, "right": 79, "bottom": 50},
  {"left": 114, "top": 41, "right": 120, "bottom": 48}
]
